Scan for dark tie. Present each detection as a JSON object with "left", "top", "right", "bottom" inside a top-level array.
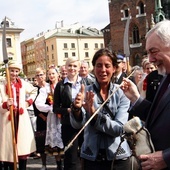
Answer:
[{"left": 114, "top": 77, "right": 118, "bottom": 83}]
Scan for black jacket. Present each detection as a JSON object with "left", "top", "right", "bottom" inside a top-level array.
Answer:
[
  {"left": 53, "top": 78, "right": 88, "bottom": 125},
  {"left": 145, "top": 70, "right": 163, "bottom": 102}
]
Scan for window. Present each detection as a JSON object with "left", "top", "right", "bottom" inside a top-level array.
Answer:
[
  {"left": 46, "top": 46, "right": 48, "bottom": 52},
  {"left": 52, "top": 54, "right": 54, "bottom": 59},
  {"left": 71, "top": 43, "right": 75, "bottom": 48},
  {"left": 100, "top": 43, "right": 104, "bottom": 48},
  {"left": 6, "top": 38, "right": 12, "bottom": 47},
  {"left": 84, "top": 43, "right": 88, "bottom": 49},
  {"left": 85, "top": 52, "right": 89, "bottom": 58},
  {"left": 136, "top": 1, "right": 146, "bottom": 18},
  {"left": 94, "top": 43, "right": 98, "bottom": 49},
  {"left": 64, "top": 52, "right": 68, "bottom": 58},
  {"left": 72, "top": 52, "right": 76, "bottom": 56},
  {"left": 51, "top": 44, "right": 54, "bottom": 50},
  {"left": 132, "top": 25, "right": 140, "bottom": 44},
  {"left": 138, "top": 1, "right": 144, "bottom": 14},
  {"left": 124, "top": 9, "right": 129, "bottom": 17},
  {"left": 121, "top": 5, "right": 129, "bottom": 18},
  {"left": 64, "top": 43, "right": 68, "bottom": 49},
  {"left": 6, "top": 21, "right": 9, "bottom": 28}
]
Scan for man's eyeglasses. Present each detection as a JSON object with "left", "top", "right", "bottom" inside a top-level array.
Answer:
[{"left": 36, "top": 74, "right": 44, "bottom": 77}]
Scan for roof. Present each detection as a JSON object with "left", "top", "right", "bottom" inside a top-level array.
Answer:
[{"left": 46, "top": 26, "right": 103, "bottom": 39}]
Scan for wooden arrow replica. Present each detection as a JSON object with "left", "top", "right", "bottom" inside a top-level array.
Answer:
[{"left": 2, "top": 17, "right": 18, "bottom": 170}]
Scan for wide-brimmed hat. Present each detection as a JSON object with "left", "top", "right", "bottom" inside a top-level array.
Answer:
[{"left": 8, "top": 60, "right": 22, "bottom": 70}]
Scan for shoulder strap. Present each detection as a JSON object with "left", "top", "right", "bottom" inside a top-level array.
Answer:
[{"left": 93, "top": 84, "right": 115, "bottom": 120}]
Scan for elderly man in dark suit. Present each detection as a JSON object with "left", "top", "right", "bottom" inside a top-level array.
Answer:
[{"left": 121, "top": 20, "right": 170, "bottom": 170}]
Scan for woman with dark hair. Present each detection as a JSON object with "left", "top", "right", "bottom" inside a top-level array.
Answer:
[{"left": 70, "top": 48, "right": 131, "bottom": 170}]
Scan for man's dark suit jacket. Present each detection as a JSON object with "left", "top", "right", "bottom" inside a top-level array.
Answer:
[
  {"left": 146, "top": 70, "right": 163, "bottom": 102},
  {"left": 129, "top": 75, "right": 170, "bottom": 169},
  {"left": 114, "top": 72, "right": 127, "bottom": 84}
]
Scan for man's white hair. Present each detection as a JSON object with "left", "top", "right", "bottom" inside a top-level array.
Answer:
[{"left": 146, "top": 19, "right": 170, "bottom": 47}]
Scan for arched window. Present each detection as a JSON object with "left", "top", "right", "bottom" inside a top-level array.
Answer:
[
  {"left": 122, "top": 5, "right": 129, "bottom": 18},
  {"left": 138, "top": 1, "right": 144, "bottom": 14},
  {"left": 132, "top": 25, "right": 140, "bottom": 44},
  {"left": 159, "top": 14, "right": 165, "bottom": 21}
]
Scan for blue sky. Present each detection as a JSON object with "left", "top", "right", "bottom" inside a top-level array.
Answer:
[{"left": 1, "top": 0, "right": 110, "bottom": 41}]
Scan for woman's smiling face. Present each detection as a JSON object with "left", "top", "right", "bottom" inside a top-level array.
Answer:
[
  {"left": 66, "top": 61, "right": 80, "bottom": 78},
  {"left": 94, "top": 55, "right": 116, "bottom": 85}
]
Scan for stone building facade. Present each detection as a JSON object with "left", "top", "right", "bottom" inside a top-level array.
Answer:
[{"left": 102, "top": 0, "right": 170, "bottom": 67}]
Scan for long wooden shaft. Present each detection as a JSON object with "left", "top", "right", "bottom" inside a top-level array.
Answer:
[{"left": 5, "top": 65, "right": 18, "bottom": 170}]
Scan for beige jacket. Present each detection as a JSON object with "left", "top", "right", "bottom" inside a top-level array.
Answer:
[{"left": 0, "top": 78, "right": 37, "bottom": 162}]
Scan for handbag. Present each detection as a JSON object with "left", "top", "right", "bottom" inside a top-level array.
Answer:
[{"left": 123, "top": 117, "right": 155, "bottom": 170}]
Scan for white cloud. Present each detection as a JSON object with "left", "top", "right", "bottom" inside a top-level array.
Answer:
[{"left": 0, "top": 0, "right": 109, "bottom": 41}]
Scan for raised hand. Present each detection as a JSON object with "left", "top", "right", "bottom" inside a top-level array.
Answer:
[
  {"left": 73, "top": 84, "right": 95, "bottom": 115},
  {"left": 83, "top": 91, "right": 95, "bottom": 116},
  {"left": 73, "top": 84, "right": 85, "bottom": 108},
  {"left": 121, "top": 77, "right": 140, "bottom": 103}
]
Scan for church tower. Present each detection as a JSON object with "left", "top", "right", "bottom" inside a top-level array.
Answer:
[{"left": 155, "top": 0, "right": 165, "bottom": 22}]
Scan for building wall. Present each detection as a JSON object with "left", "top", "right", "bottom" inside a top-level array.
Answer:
[
  {"left": 34, "top": 36, "right": 46, "bottom": 70},
  {"left": 21, "top": 41, "right": 27, "bottom": 75},
  {"left": 21, "top": 25, "right": 104, "bottom": 80},
  {"left": 108, "top": 0, "right": 155, "bottom": 66},
  {"left": 45, "top": 37, "right": 56, "bottom": 68},
  {"left": 0, "top": 32, "right": 23, "bottom": 64},
  {"left": 55, "top": 36, "right": 104, "bottom": 68},
  {"left": 25, "top": 38, "right": 35, "bottom": 79},
  {"left": 0, "top": 17, "right": 23, "bottom": 66}
]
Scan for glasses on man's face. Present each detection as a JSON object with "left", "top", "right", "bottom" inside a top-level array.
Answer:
[{"left": 36, "top": 73, "right": 44, "bottom": 77}]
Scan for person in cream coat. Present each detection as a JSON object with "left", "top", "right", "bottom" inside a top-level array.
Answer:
[{"left": 0, "top": 60, "right": 37, "bottom": 170}]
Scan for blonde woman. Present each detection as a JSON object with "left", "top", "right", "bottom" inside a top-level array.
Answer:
[
  {"left": 137, "top": 58, "right": 156, "bottom": 98},
  {"left": 53, "top": 57, "right": 84, "bottom": 170}
]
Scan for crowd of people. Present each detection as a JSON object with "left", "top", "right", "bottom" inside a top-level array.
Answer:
[{"left": 0, "top": 19, "right": 170, "bottom": 170}]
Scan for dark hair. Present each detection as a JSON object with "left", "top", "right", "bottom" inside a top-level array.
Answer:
[{"left": 92, "top": 48, "right": 117, "bottom": 67}]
